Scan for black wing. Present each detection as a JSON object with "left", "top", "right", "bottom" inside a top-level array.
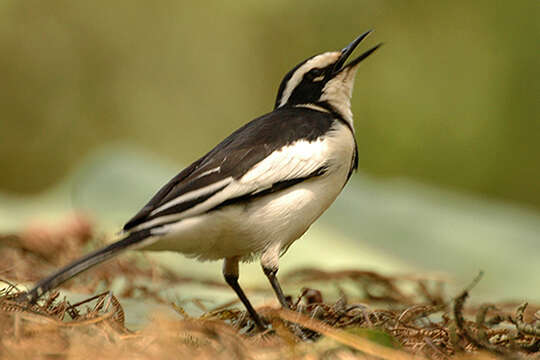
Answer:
[{"left": 123, "top": 107, "right": 336, "bottom": 231}]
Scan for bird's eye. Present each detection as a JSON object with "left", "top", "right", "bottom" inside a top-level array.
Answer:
[{"left": 306, "top": 68, "right": 324, "bottom": 81}]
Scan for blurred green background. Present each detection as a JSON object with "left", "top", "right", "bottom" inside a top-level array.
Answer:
[
  {"left": 1, "top": 1, "right": 539, "bottom": 303},
  {"left": 1, "top": 0, "right": 539, "bottom": 206}
]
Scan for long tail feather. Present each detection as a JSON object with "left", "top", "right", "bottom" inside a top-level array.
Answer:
[{"left": 20, "top": 229, "right": 152, "bottom": 303}]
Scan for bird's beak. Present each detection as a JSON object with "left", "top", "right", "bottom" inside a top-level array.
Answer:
[{"left": 332, "top": 30, "right": 382, "bottom": 74}]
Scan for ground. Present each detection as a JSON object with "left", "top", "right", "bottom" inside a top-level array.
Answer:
[{"left": 1, "top": 217, "right": 539, "bottom": 359}]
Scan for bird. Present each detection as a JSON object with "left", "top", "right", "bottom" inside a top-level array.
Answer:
[{"left": 20, "top": 31, "right": 380, "bottom": 330}]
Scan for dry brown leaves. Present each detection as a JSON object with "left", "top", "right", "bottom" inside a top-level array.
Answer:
[
  {"left": 1, "top": 222, "right": 539, "bottom": 359},
  {"left": 1, "top": 268, "right": 539, "bottom": 360}
]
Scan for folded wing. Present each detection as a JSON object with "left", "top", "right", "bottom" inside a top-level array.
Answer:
[{"left": 123, "top": 107, "right": 335, "bottom": 232}]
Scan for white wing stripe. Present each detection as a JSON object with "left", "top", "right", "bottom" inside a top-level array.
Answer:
[
  {"left": 136, "top": 182, "right": 245, "bottom": 231},
  {"left": 150, "top": 177, "right": 233, "bottom": 215},
  {"left": 194, "top": 166, "right": 221, "bottom": 179},
  {"left": 136, "top": 134, "right": 336, "bottom": 231},
  {"left": 295, "top": 103, "right": 330, "bottom": 113},
  {"left": 132, "top": 212, "right": 186, "bottom": 232},
  {"left": 240, "top": 138, "right": 327, "bottom": 184}
]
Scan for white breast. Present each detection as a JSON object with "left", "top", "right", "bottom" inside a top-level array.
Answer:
[{"left": 143, "top": 121, "right": 356, "bottom": 262}]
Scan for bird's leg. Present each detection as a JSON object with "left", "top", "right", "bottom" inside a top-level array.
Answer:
[
  {"left": 261, "top": 243, "right": 290, "bottom": 309},
  {"left": 263, "top": 266, "right": 290, "bottom": 309},
  {"left": 223, "top": 257, "right": 266, "bottom": 330},
  {"left": 261, "top": 244, "right": 315, "bottom": 340}
]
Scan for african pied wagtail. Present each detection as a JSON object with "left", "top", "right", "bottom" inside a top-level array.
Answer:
[{"left": 21, "top": 32, "right": 380, "bottom": 330}]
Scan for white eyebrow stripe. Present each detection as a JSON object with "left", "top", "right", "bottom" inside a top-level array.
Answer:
[
  {"left": 150, "top": 177, "right": 233, "bottom": 215},
  {"left": 278, "top": 52, "right": 340, "bottom": 108}
]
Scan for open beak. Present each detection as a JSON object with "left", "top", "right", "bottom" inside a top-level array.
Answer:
[{"left": 332, "top": 30, "right": 382, "bottom": 74}]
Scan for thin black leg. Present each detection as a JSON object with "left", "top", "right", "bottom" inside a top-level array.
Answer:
[
  {"left": 263, "top": 266, "right": 290, "bottom": 309},
  {"left": 223, "top": 258, "right": 266, "bottom": 330},
  {"left": 264, "top": 266, "right": 317, "bottom": 341}
]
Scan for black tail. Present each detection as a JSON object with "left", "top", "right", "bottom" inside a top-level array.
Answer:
[{"left": 20, "top": 229, "right": 152, "bottom": 303}]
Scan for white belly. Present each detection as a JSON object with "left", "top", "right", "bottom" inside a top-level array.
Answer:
[{"left": 142, "top": 123, "right": 355, "bottom": 262}]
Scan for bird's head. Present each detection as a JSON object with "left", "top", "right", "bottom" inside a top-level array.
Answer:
[{"left": 275, "top": 31, "right": 380, "bottom": 125}]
